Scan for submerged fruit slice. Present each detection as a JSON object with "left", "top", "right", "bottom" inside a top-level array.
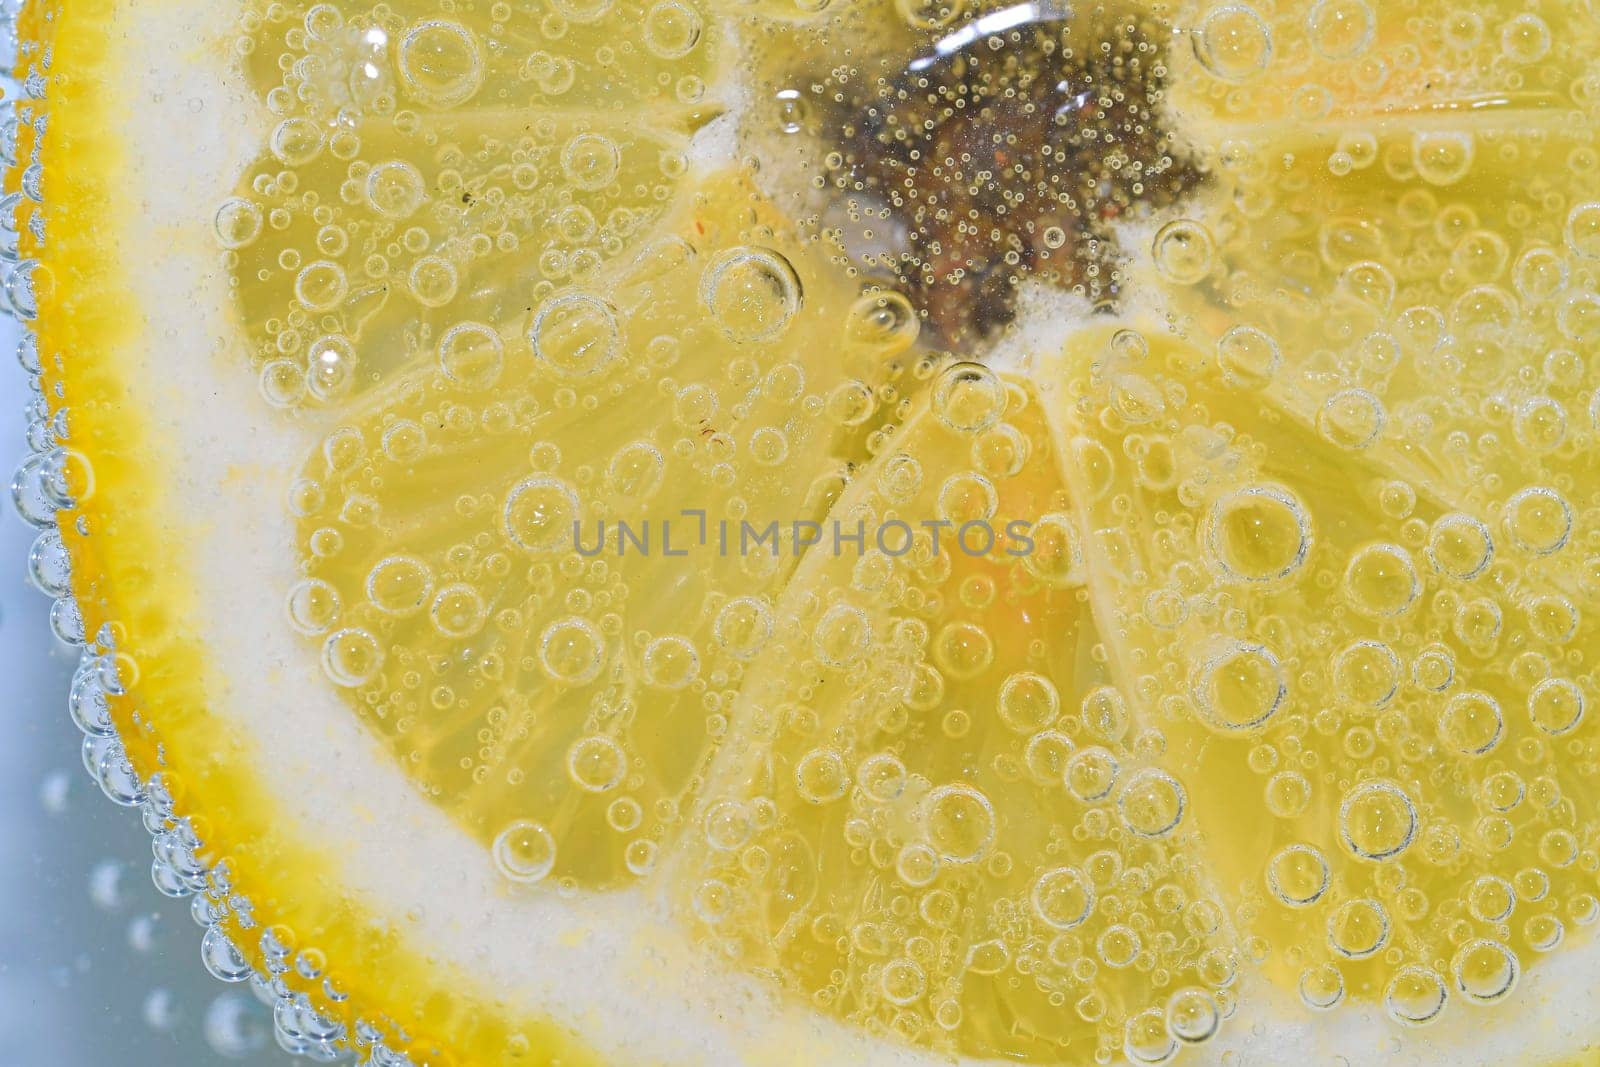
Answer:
[{"left": 16, "top": 0, "right": 1600, "bottom": 1063}]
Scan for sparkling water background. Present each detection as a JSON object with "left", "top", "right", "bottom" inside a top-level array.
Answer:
[{"left": 0, "top": 303, "right": 292, "bottom": 1063}]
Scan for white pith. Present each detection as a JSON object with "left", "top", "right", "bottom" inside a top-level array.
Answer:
[{"left": 74, "top": 2, "right": 1600, "bottom": 1064}]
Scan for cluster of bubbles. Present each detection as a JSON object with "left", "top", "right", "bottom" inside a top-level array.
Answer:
[{"left": 7, "top": 8, "right": 418, "bottom": 1064}]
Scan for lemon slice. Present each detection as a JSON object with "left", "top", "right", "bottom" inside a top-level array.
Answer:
[{"left": 15, "top": 0, "right": 1600, "bottom": 1063}]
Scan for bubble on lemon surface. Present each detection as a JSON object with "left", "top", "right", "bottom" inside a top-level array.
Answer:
[
  {"left": 1384, "top": 967, "right": 1447, "bottom": 1027},
  {"left": 1193, "top": 641, "right": 1285, "bottom": 731},
  {"left": 567, "top": 735, "right": 626, "bottom": 793},
  {"left": 1193, "top": 4, "right": 1272, "bottom": 80},
  {"left": 700, "top": 247, "right": 802, "bottom": 344},
  {"left": 922, "top": 784, "right": 995, "bottom": 863},
  {"left": 1503, "top": 487, "right": 1572, "bottom": 555},
  {"left": 503, "top": 475, "right": 580, "bottom": 553},
  {"left": 1339, "top": 780, "right": 1417, "bottom": 861},
  {"left": 493, "top": 820, "right": 557, "bottom": 884},
  {"left": 1267, "top": 844, "right": 1329, "bottom": 907},
  {"left": 1453, "top": 939, "right": 1519, "bottom": 1004},
  {"left": 366, "top": 160, "right": 426, "bottom": 219},
  {"left": 1343, "top": 542, "right": 1419, "bottom": 617},
  {"left": 1328, "top": 897, "right": 1390, "bottom": 958},
  {"left": 529, "top": 293, "right": 621, "bottom": 378},
  {"left": 932, "top": 362, "right": 1005, "bottom": 434},
  {"left": 1205, "top": 486, "right": 1310, "bottom": 582},
  {"left": 398, "top": 19, "right": 484, "bottom": 109},
  {"left": 1215, "top": 325, "right": 1281, "bottom": 388},
  {"left": 1438, "top": 690, "right": 1504, "bottom": 756},
  {"left": 1118, "top": 769, "right": 1186, "bottom": 837},
  {"left": 437, "top": 322, "right": 504, "bottom": 390}
]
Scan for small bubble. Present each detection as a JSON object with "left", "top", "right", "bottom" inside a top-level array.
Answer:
[
  {"left": 1412, "top": 131, "right": 1475, "bottom": 186},
  {"left": 795, "top": 748, "right": 849, "bottom": 803},
  {"left": 1333, "top": 640, "right": 1400, "bottom": 707},
  {"left": 1306, "top": 0, "right": 1373, "bottom": 59},
  {"left": 923, "top": 784, "right": 995, "bottom": 863},
  {"left": 1528, "top": 677, "right": 1585, "bottom": 735},
  {"left": 1032, "top": 866, "right": 1094, "bottom": 929},
  {"left": 932, "top": 362, "right": 1005, "bottom": 434},
  {"left": 1193, "top": 641, "right": 1285, "bottom": 731},
  {"left": 1118, "top": 769, "right": 1186, "bottom": 837},
  {"left": 1503, "top": 486, "right": 1571, "bottom": 555},
  {"left": 1452, "top": 939, "right": 1518, "bottom": 1004},
  {"left": 530, "top": 292, "right": 621, "bottom": 377},
  {"left": 642, "top": 634, "right": 700, "bottom": 689},
  {"left": 503, "top": 474, "right": 580, "bottom": 553},
  {"left": 493, "top": 820, "right": 557, "bottom": 883},
  {"left": 1193, "top": 4, "right": 1272, "bottom": 80},
  {"left": 1343, "top": 542, "right": 1420, "bottom": 617},
  {"left": 1384, "top": 966, "right": 1447, "bottom": 1026},
  {"left": 366, "top": 556, "right": 433, "bottom": 616},
  {"left": 700, "top": 247, "right": 802, "bottom": 344},
  {"left": 1438, "top": 690, "right": 1503, "bottom": 756},
  {"left": 561, "top": 133, "right": 622, "bottom": 192},
  {"left": 567, "top": 735, "right": 626, "bottom": 792},
  {"left": 997, "top": 671, "right": 1060, "bottom": 733},
  {"left": 1152, "top": 219, "right": 1215, "bottom": 285},
  {"left": 398, "top": 19, "right": 485, "bottom": 109},
  {"left": 1339, "top": 780, "right": 1416, "bottom": 860},
  {"left": 642, "top": 0, "right": 703, "bottom": 58},
  {"left": 1065, "top": 746, "right": 1120, "bottom": 801},
  {"left": 1327, "top": 896, "right": 1389, "bottom": 958},
  {"left": 1317, "top": 388, "right": 1385, "bottom": 449},
  {"left": 367, "top": 160, "right": 427, "bottom": 219},
  {"left": 1299, "top": 963, "right": 1344, "bottom": 1010},
  {"left": 1500, "top": 13, "right": 1551, "bottom": 64},
  {"left": 1267, "top": 844, "right": 1329, "bottom": 906},
  {"left": 321, "top": 627, "right": 383, "bottom": 687},
  {"left": 895, "top": 0, "right": 965, "bottom": 30},
  {"left": 1215, "top": 326, "right": 1281, "bottom": 388},
  {"left": 1205, "top": 485, "right": 1311, "bottom": 582},
  {"left": 539, "top": 616, "right": 605, "bottom": 685},
  {"left": 214, "top": 198, "right": 263, "bottom": 249},
  {"left": 438, "top": 321, "right": 504, "bottom": 390}
]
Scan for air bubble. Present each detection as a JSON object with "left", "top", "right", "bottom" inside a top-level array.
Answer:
[
  {"left": 503, "top": 474, "right": 580, "bottom": 553},
  {"left": 1338, "top": 780, "right": 1416, "bottom": 860},
  {"left": 1193, "top": 5, "right": 1272, "bottom": 81},
  {"left": 438, "top": 321, "right": 504, "bottom": 390},
  {"left": 922, "top": 784, "right": 996, "bottom": 863},
  {"left": 1384, "top": 966, "right": 1446, "bottom": 1026},
  {"left": 538, "top": 616, "right": 605, "bottom": 685},
  {"left": 1152, "top": 219, "right": 1215, "bottom": 285},
  {"left": 530, "top": 292, "right": 621, "bottom": 377},
  {"left": 1215, "top": 326, "right": 1280, "bottom": 388},
  {"left": 493, "top": 820, "right": 557, "bottom": 883},
  {"left": 1118, "top": 769, "right": 1186, "bottom": 837},
  {"left": 1452, "top": 939, "right": 1518, "bottom": 1004},
  {"left": 321, "top": 628, "right": 383, "bottom": 687},
  {"left": 1193, "top": 641, "right": 1285, "bottom": 731},
  {"left": 367, "top": 160, "right": 427, "bottom": 219},
  {"left": 398, "top": 20, "right": 484, "bottom": 109},
  {"left": 932, "top": 362, "right": 1005, "bottom": 434},
  {"left": 701, "top": 247, "right": 802, "bottom": 344},
  {"left": 1438, "top": 690, "right": 1503, "bottom": 756},
  {"left": 1205, "top": 485, "right": 1311, "bottom": 582},
  {"left": 1425, "top": 513, "right": 1493, "bottom": 580},
  {"left": 567, "top": 735, "right": 626, "bottom": 792},
  {"left": 1503, "top": 486, "right": 1571, "bottom": 555},
  {"left": 1032, "top": 866, "right": 1093, "bottom": 929},
  {"left": 1267, "top": 844, "right": 1329, "bottom": 907},
  {"left": 1343, "top": 542, "right": 1419, "bottom": 617}
]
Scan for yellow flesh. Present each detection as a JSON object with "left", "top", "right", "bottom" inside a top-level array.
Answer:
[{"left": 24, "top": 0, "right": 1600, "bottom": 1062}]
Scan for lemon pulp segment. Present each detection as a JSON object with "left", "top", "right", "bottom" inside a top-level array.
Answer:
[{"left": 19, "top": 0, "right": 1600, "bottom": 1063}]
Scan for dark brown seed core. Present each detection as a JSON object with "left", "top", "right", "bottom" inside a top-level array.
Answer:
[{"left": 824, "top": 5, "right": 1203, "bottom": 347}]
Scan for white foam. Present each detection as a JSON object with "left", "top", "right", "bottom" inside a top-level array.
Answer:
[{"left": 99, "top": 3, "right": 1600, "bottom": 1065}]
